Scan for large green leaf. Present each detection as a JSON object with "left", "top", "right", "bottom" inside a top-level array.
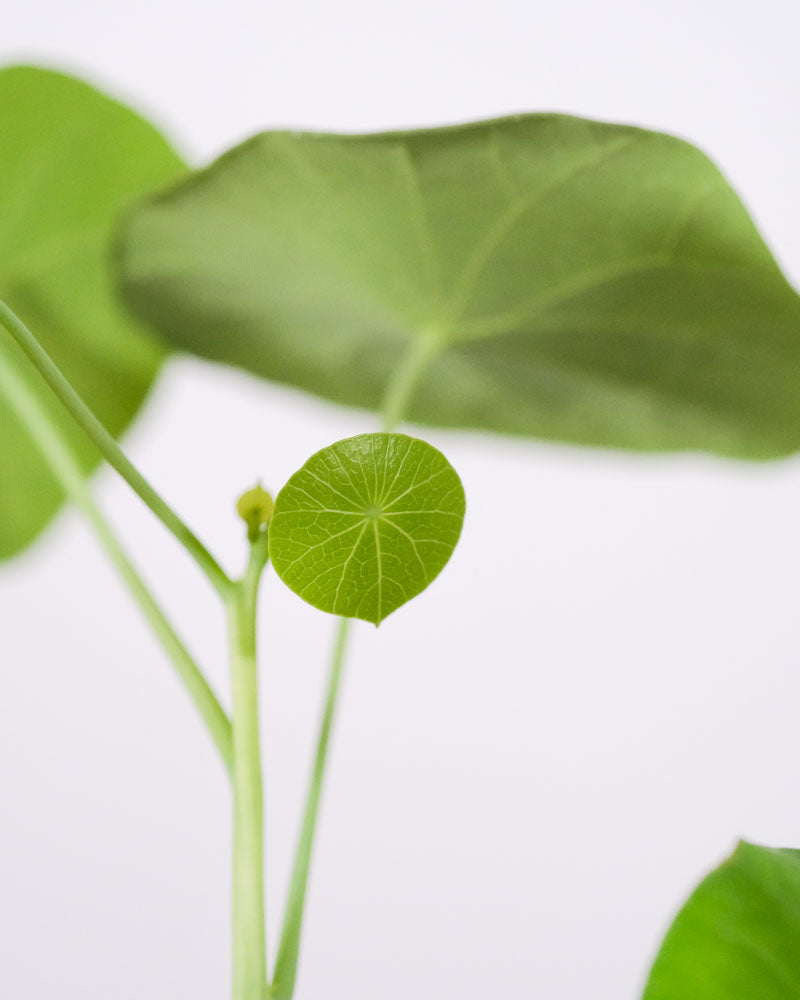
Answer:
[
  {"left": 643, "top": 842, "right": 800, "bottom": 999},
  {"left": 269, "top": 433, "right": 465, "bottom": 624},
  {"left": 0, "top": 65, "right": 185, "bottom": 560},
  {"left": 117, "top": 115, "right": 800, "bottom": 459}
]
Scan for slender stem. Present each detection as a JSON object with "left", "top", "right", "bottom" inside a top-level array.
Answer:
[
  {"left": 229, "top": 534, "right": 270, "bottom": 1000},
  {"left": 380, "top": 330, "right": 442, "bottom": 432},
  {"left": 270, "top": 617, "right": 350, "bottom": 1000},
  {"left": 0, "top": 298, "right": 232, "bottom": 599},
  {"left": 0, "top": 343, "right": 233, "bottom": 771},
  {"left": 270, "top": 335, "right": 433, "bottom": 997}
]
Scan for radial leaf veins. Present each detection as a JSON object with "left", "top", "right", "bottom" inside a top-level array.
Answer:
[{"left": 269, "top": 433, "right": 465, "bottom": 625}]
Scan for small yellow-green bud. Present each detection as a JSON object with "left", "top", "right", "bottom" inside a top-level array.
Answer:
[{"left": 236, "top": 484, "right": 274, "bottom": 542}]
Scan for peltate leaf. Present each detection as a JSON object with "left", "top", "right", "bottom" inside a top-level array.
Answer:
[
  {"left": 117, "top": 114, "right": 800, "bottom": 459},
  {"left": 643, "top": 841, "right": 800, "bottom": 999},
  {"left": 268, "top": 433, "right": 465, "bottom": 624},
  {"left": 0, "top": 65, "right": 185, "bottom": 560}
]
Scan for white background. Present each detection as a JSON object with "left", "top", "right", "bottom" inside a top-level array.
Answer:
[{"left": 2, "top": 2, "right": 800, "bottom": 997}]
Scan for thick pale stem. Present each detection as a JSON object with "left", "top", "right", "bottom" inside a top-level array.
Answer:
[
  {"left": 0, "top": 333, "right": 233, "bottom": 771},
  {"left": 230, "top": 536, "right": 270, "bottom": 1000},
  {"left": 0, "top": 297, "right": 232, "bottom": 599}
]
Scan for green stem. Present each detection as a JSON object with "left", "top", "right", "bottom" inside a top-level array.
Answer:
[
  {"left": 270, "top": 335, "right": 434, "bottom": 998},
  {"left": 0, "top": 298, "right": 232, "bottom": 599},
  {"left": 229, "top": 534, "right": 270, "bottom": 1000},
  {"left": 0, "top": 341, "right": 233, "bottom": 771},
  {"left": 270, "top": 617, "right": 349, "bottom": 1000},
  {"left": 380, "top": 329, "right": 442, "bottom": 432}
]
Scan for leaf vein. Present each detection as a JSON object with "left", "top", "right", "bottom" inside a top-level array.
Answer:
[
  {"left": 280, "top": 519, "right": 367, "bottom": 572},
  {"left": 444, "top": 134, "right": 637, "bottom": 324}
]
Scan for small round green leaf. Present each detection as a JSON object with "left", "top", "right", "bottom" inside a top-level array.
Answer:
[
  {"left": 643, "top": 842, "right": 800, "bottom": 1000},
  {"left": 268, "top": 433, "right": 465, "bottom": 625}
]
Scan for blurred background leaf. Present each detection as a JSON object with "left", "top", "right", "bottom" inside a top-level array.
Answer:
[
  {"left": 117, "top": 115, "right": 800, "bottom": 459},
  {"left": 0, "top": 65, "right": 185, "bottom": 560}
]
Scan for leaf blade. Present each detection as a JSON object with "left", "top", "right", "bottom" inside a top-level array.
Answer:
[
  {"left": 117, "top": 114, "right": 800, "bottom": 458},
  {"left": 0, "top": 65, "right": 185, "bottom": 560},
  {"left": 643, "top": 842, "right": 800, "bottom": 1000},
  {"left": 269, "top": 433, "right": 465, "bottom": 625}
]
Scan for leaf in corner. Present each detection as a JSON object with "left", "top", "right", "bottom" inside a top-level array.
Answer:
[{"left": 643, "top": 841, "right": 800, "bottom": 1000}]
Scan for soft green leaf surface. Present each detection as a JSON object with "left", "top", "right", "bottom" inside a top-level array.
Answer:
[
  {"left": 0, "top": 65, "right": 185, "bottom": 559},
  {"left": 118, "top": 115, "right": 800, "bottom": 459},
  {"left": 269, "top": 434, "right": 465, "bottom": 624},
  {"left": 643, "top": 842, "right": 800, "bottom": 999}
]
